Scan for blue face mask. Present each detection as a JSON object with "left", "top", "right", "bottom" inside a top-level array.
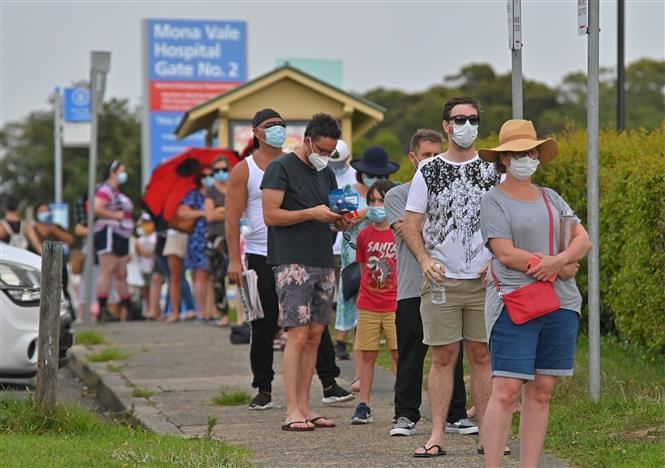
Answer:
[
  {"left": 362, "top": 175, "right": 381, "bottom": 187},
  {"left": 202, "top": 176, "right": 215, "bottom": 188},
  {"left": 366, "top": 206, "right": 387, "bottom": 222},
  {"left": 117, "top": 171, "right": 128, "bottom": 185},
  {"left": 37, "top": 212, "right": 52, "bottom": 224},
  {"left": 264, "top": 125, "right": 286, "bottom": 148},
  {"left": 213, "top": 170, "right": 229, "bottom": 182}
]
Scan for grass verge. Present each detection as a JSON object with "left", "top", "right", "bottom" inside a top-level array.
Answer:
[
  {"left": 75, "top": 331, "right": 106, "bottom": 346},
  {"left": 211, "top": 387, "right": 251, "bottom": 406},
  {"left": 375, "top": 333, "right": 665, "bottom": 467},
  {"left": 0, "top": 397, "right": 251, "bottom": 467},
  {"left": 86, "top": 347, "right": 129, "bottom": 363},
  {"left": 131, "top": 388, "right": 155, "bottom": 399}
]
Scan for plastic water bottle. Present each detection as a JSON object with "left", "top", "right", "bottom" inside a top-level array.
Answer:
[
  {"left": 431, "top": 263, "right": 446, "bottom": 304},
  {"left": 240, "top": 218, "right": 252, "bottom": 238},
  {"left": 431, "top": 281, "right": 447, "bottom": 304}
]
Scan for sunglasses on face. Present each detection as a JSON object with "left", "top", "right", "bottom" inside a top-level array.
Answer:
[
  {"left": 449, "top": 115, "right": 480, "bottom": 126},
  {"left": 213, "top": 168, "right": 229, "bottom": 174},
  {"left": 262, "top": 121, "right": 286, "bottom": 129}
]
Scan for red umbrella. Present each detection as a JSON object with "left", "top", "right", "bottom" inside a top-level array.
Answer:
[{"left": 142, "top": 147, "right": 238, "bottom": 222}]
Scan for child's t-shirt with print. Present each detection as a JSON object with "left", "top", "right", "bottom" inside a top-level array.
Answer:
[{"left": 355, "top": 224, "right": 397, "bottom": 313}]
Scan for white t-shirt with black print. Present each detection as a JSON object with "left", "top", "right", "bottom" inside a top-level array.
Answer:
[{"left": 405, "top": 154, "right": 501, "bottom": 279}]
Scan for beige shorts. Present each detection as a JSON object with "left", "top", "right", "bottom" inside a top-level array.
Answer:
[
  {"left": 355, "top": 309, "right": 398, "bottom": 351},
  {"left": 163, "top": 229, "right": 188, "bottom": 258},
  {"left": 420, "top": 277, "right": 487, "bottom": 346}
]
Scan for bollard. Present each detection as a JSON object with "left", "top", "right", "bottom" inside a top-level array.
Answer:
[{"left": 36, "top": 240, "right": 63, "bottom": 413}]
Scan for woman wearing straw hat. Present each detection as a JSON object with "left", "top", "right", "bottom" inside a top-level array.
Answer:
[{"left": 478, "top": 119, "right": 592, "bottom": 466}]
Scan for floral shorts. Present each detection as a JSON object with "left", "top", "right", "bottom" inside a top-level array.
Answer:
[{"left": 275, "top": 264, "right": 336, "bottom": 329}]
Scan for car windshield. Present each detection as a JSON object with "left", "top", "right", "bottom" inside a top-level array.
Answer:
[{"left": 0, "top": 261, "right": 41, "bottom": 289}]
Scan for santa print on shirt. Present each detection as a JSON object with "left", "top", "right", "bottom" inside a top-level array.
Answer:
[
  {"left": 356, "top": 225, "right": 397, "bottom": 313},
  {"left": 420, "top": 157, "right": 500, "bottom": 269}
]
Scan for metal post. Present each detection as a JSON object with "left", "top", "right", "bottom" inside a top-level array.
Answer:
[
  {"left": 508, "top": 0, "right": 523, "bottom": 119},
  {"left": 586, "top": 0, "right": 601, "bottom": 403},
  {"left": 83, "top": 52, "right": 110, "bottom": 323},
  {"left": 36, "top": 241, "right": 63, "bottom": 413},
  {"left": 617, "top": 0, "right": 626, "bottom": 132},
  {"left": 54, "top": 87, "right": 63, "bottom": 203},
  {"left": 512, "top": 49, "right": 523, "bottom": 119},
  {"left": 141, "top": 20, "right": 151, "bottom": 189}
]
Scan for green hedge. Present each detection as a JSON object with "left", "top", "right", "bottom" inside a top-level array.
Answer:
[{"left": 390, "top": 123, "right": 665, "bottom": 351}]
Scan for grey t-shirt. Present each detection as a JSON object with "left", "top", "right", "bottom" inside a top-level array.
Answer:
[
  {"left": 205, "top": 185, "right": 226, "bottom": 238},
  {"left": 385, "top": 183, "right": 424, "bottom": 301},
  {"left": 480, "top": 186, "right": 583, "bottom": 337}
]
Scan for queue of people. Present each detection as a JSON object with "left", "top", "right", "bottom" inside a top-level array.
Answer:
[{"left": 0, "top": 94, "right": 592, "bottom": 467}]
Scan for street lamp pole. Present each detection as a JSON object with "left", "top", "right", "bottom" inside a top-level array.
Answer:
[
  {"left": 83, "top": 51, "right": 111, "bottom": 324},
  {"left": 509, "top": 0, "right": 523, "bottom": 118}
]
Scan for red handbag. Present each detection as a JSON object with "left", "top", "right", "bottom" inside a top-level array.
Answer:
[{"left": 490, "top": 189, "right": 560, "bottom": 325}]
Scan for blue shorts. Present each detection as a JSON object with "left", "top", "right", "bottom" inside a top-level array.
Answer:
[{"left": 489, "top": 307, "right": 579, "bottom": 381}]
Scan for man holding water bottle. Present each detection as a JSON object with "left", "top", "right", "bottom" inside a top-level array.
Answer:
[{"left": 403, "top": 97, "right": 501, "bottom": 457}]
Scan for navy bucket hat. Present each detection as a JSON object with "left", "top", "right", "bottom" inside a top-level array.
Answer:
[{"left": 350, "top": 146, "right": 399, "bottom": 176}]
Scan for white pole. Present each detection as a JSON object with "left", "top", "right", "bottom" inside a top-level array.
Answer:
[
  {"left": 586, "top": 0, "right": 601, "bottom": 403},
  {"left": 54, "top": 87, "right": 63, "bottom": 204},
  {"left": 508, "top": 0, "right": 523, "bottom": 118}
]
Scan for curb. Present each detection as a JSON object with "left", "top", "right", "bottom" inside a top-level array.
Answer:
[{"left": 68, "top": 345, "right": 182, "bottom": 436}]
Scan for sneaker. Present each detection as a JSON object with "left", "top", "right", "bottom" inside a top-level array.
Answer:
[
  {"left": 445, "top": 418, "right": 479, "bottom": 435},
  {"left": 351, "top": 403, "right": 373, "bottom": 424},
  {"left": 322, "top": 383, "right": 355, "bottom": 405},
  {"left": 248, "top": 391, "right": 273, "bottom": 410},
  {"left": 390, "top": 416, "right": 416, "bottom": 436},
  {"left": 334, "top": 342, "right": 351, "bottom": 360},
  {"left": 99, "top": 308, "right": 119, "bottom": 322}
]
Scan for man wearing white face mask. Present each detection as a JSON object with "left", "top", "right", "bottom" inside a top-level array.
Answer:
[
  {"left": 261, "top": 113, "right": 351, "bottom": 431},
  {"left": 404, "top": 96, "right": 501, "bottom": 457}
]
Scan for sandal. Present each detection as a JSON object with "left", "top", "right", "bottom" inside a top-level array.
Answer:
[
  {"left": 281, "top": 420, "right": 314, "bottom": 432},
  {"left": 307, "top": 416, "right": 335, "bottom": 428},
  {"left": 414, "top": 444, "right": 446, "bottom": 458}
]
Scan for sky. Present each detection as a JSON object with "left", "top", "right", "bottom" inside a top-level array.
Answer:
[{"left": 1, "top": 0, "right": 663, "bottom": 126}]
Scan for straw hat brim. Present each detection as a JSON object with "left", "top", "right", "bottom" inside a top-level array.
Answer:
[{"left": 478, "top": 138, "right": 559, "bottom": 166}]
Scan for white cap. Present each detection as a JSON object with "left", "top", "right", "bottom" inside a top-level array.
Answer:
[{"left": 332, "top": 140, "right": 350, "bottom": 162}]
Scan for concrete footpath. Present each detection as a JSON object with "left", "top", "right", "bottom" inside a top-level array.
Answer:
[{"left": 69, "top": 321, "right": 568, "bottom": 467}]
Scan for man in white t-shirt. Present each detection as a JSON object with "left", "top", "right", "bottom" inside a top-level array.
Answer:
[{"left": 404, "top": 96, "right": 501, "bottom": 457}]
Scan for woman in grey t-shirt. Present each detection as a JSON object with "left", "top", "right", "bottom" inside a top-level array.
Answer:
[{"left": 477, "top": 120, "right": 592, "bottom": 466}]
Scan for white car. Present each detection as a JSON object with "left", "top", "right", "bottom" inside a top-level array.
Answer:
[{"left": 0, "top": 244, "right": 73, "bottom": 379}]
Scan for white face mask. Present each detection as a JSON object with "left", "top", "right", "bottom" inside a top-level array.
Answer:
[
  {"left": 307, "top": 142, "right": 329, "bottom": 171},
  {"left": 451, "top": 121, "right": 478, "bottom": 149},
  {"left": 508, "top": 155, "right": 540, "bottom": 180}
]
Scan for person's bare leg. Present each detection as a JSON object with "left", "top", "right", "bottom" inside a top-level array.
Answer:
[
  {"left": 482, "top": 377, "right": 522, "bottom": 467},
  {"left": 414, "top": 342, "right": 459, "bottom": 455},
  {"left": 166, "top": 255, "right": 182, "bottom": 322},
  {"left": 282, "top": 326, "right": 313, "bottom": 429},
  {"left": 114, "top": 256, "right": 130, "bottom": 321},
  {"left": 390, "top": 349, "right": 399, "bottom": 375},
  {"left": 96, "top": 253, "right": 115, "bottom": 297},
  {"left": 192, "top": 268, "right": 209, "bottom": 319},
  {"left": 358, "top": 350, "right": 378, "bottom": 405},
  {"left": 465, "top": 340, "right": 492, "bottom": 433},
  {"left": 299, "top": 323, "right": 328, "bottom": 421},
  {"left": 519, "top": 375, "right": 556, "bottom": 467},
  {"left": 148, "top": 273, "right": 163, "bottom": 319}
]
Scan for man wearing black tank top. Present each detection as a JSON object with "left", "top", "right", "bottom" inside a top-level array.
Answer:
[{"left": 226, "top": 109, "right": 353, "bottom": 413}]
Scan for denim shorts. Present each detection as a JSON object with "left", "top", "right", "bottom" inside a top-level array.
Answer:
[{"left": 489, "top": 307, "right": 579, "bottom": 380}]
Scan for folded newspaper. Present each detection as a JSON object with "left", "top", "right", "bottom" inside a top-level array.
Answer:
[{"left": 239, "top": 269, "right": 264, "bottom": 321}]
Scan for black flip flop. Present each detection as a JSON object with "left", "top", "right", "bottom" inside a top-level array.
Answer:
[
  {"left": 281, "top": 420, "right": 314, "bottom": 432},
  {"left": 307, "top": 416, "right": 336, "bottom": 428},
  {"left": 478, "top": 447, "right": 512, "bottom": 456},
  {"left": 413, "top": 444, "right": 446, "bottom": 458}
]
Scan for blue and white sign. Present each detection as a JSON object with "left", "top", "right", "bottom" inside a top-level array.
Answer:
[
  {"left": 63, "top": 87, "right": 91, "bottom": 122},
  {"left": 142, "top": 18, "right": 247, "bottom": 180}
]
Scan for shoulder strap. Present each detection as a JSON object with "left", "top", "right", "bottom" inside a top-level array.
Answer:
[
  {"left": 0, "top": 219, "right": 14, "bottom": 235},
  {"left": 540, "top": 188, "right": 554, "bottom": 256}
]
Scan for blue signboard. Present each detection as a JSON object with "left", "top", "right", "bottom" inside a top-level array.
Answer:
[
  {"left": 63, "top": 87, "right": 91, "bottom": 122},
  {"left": 144, "top": 19, "right": 247, "bottom": 173}
]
